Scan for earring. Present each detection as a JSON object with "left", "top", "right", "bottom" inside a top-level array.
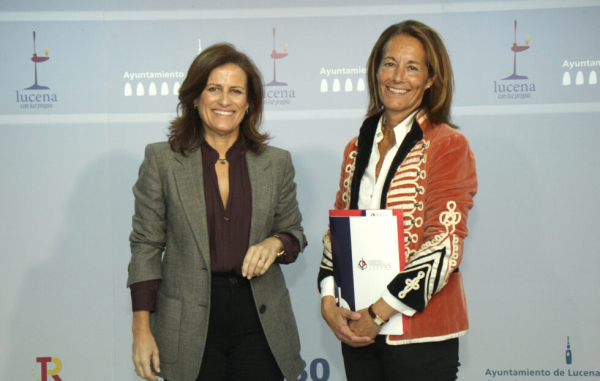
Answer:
[
  {"left": 194, "top": 104, "right": 198, "bottom": 110},
  {"left": 245, "top": 109, "right": 249, "bottom": 115}
]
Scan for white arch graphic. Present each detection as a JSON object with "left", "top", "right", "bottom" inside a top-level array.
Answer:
[
  {"left": 320, "top": 78, "right": 328, "bottom": 92},
  {"left": 148, "top": 82, "right": 157, "bottom": 96}
]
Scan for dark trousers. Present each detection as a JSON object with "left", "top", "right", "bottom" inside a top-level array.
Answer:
[
  {"left": 195, "top": 273, "right": 283, "bottom": 381},
  {"left": 341, "top": 336, "right": 460, "bottom": 381}
]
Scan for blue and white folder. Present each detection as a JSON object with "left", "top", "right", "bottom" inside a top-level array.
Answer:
[{"left": 329, "top": 209, "right": 407, "bottom": 335}]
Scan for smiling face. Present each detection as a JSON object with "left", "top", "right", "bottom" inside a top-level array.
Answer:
[
  {"left": 377, "top": 34, "right": 434, "bottom": 125},
  {"left": 194, "top": 63, "right": 249, "bottom": 142}
]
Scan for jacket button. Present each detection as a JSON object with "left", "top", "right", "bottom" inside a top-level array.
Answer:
[{"left": 259, "top": 305, "right": 267, "bottom": 314}]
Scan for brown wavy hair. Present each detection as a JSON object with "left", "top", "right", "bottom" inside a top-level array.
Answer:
[
  {"left": 366, "top": 20, "right": 455, "bottom": 126},
  {"left": 168, "top": 43, "right": 268, "bottom": 155}
]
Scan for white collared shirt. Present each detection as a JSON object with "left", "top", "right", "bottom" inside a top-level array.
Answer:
[{"left": 357, "top": 110, "right": 416, "bottom": 210}]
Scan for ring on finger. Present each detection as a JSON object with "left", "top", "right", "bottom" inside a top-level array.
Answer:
[{"left": 260, "top": 257, "right": 267, "bottom": 263}]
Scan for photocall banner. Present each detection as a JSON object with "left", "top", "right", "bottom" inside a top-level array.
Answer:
[{"left": 1, "top": 1, "right": 599, "bottom": 380}]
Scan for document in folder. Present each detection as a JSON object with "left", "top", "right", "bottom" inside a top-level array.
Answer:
[{"left": 329, "top": 209, "right": 407, "bottom": 335}]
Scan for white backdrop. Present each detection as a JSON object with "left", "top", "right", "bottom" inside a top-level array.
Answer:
[{"left": 1, "top": 1, "right": 600, "bottom": 380}]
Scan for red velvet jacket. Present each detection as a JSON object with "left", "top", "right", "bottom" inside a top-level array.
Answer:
[{"left": 318, "top": 110, "right": 478, "bottom": 344}]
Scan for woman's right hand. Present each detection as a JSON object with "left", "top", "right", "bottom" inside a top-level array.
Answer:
[
  {"left": 132, "top": 311, "right": 160, "bottom": 381},
  {"left": 321, "top": 295, "right": 374, "bottom": 347}
]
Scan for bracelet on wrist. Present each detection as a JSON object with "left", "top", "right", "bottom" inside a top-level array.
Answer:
[{"left": 271, "top": 234, "right": 286, "bottom": 257}]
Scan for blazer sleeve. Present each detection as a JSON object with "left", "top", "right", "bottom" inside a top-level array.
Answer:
[
  {"left": 269, "top": 150, "right": 307, "bottom": 253},
  {"left": 127, "top": 144, "right": 167, "bottom": 287},
  {"left": 385, "top": 132, "right": 477, "bottom": 312}
]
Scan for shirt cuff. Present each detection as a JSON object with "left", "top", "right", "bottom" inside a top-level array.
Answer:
[
  {"left": 273, "top": 231, "right": 300, "bottom": 264},
  {"left": 320, "top": 276, "right": 336, "bottom": 298},
  {"left": 130, "top": 279, "right": 160, "bottom": 312},
  {"left": 382, "top": 289, "right": 416, "bottom": 317}
]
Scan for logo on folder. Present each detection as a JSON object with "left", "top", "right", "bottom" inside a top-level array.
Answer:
[{"left": 358, "top": 258, "right": 367, "bottom": 270}]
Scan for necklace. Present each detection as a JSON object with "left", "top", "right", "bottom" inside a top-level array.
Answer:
[
  {"left": 379, "top": 116, "right": 394, "bottom": 145},
  {"left": 218, "top": 157, "right": 227, "bottom": 165}
]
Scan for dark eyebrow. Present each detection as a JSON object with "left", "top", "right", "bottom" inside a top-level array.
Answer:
[
  {"left": 205, "top": 83, "right": 246, "bottom": 90},
  {"left": 381, "top": 57, "right": 424, "bottom": 66}
]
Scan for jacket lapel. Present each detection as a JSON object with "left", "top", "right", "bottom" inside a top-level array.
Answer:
[
  {"left": 350, "top": 114, "right": 379, "bottom": 209},
  {"left": 380, "top": 117, "right": 424, "bottom": 208},
  {"left": 173, "top": 149, "right": 211, "bottom": 268},
  {"left": 246, "top": 150, "right": 272, "bottom": 246}
]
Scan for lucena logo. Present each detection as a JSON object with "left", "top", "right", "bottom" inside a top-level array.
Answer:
[
  {"left": 264, "top": 28, "right": 295, "bottom": 106},
  {"left": 16, "top": 31, "right": 58, "bottom": 110},
  {"left": 493, "top": 21, "right": 536, "bottom": 100}
]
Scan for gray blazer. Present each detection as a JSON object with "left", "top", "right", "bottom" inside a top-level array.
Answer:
[{"left": 127, "top": 142, "right": 307, "bottom": 381}]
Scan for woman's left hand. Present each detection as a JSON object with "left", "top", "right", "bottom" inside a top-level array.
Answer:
[
  {"left": 348, "top": 308, "right": 382, "bottom": 340},
  {"left": 242, "top": 236, "right": 282, "bottom": 279}
]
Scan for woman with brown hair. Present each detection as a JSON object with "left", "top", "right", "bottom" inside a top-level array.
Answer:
[
  {"left": 128, "top": 43, "right": 306, "bottom": 381},
  {"left": 318, "top": 20, "right": 478, "bottom": 380}
]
